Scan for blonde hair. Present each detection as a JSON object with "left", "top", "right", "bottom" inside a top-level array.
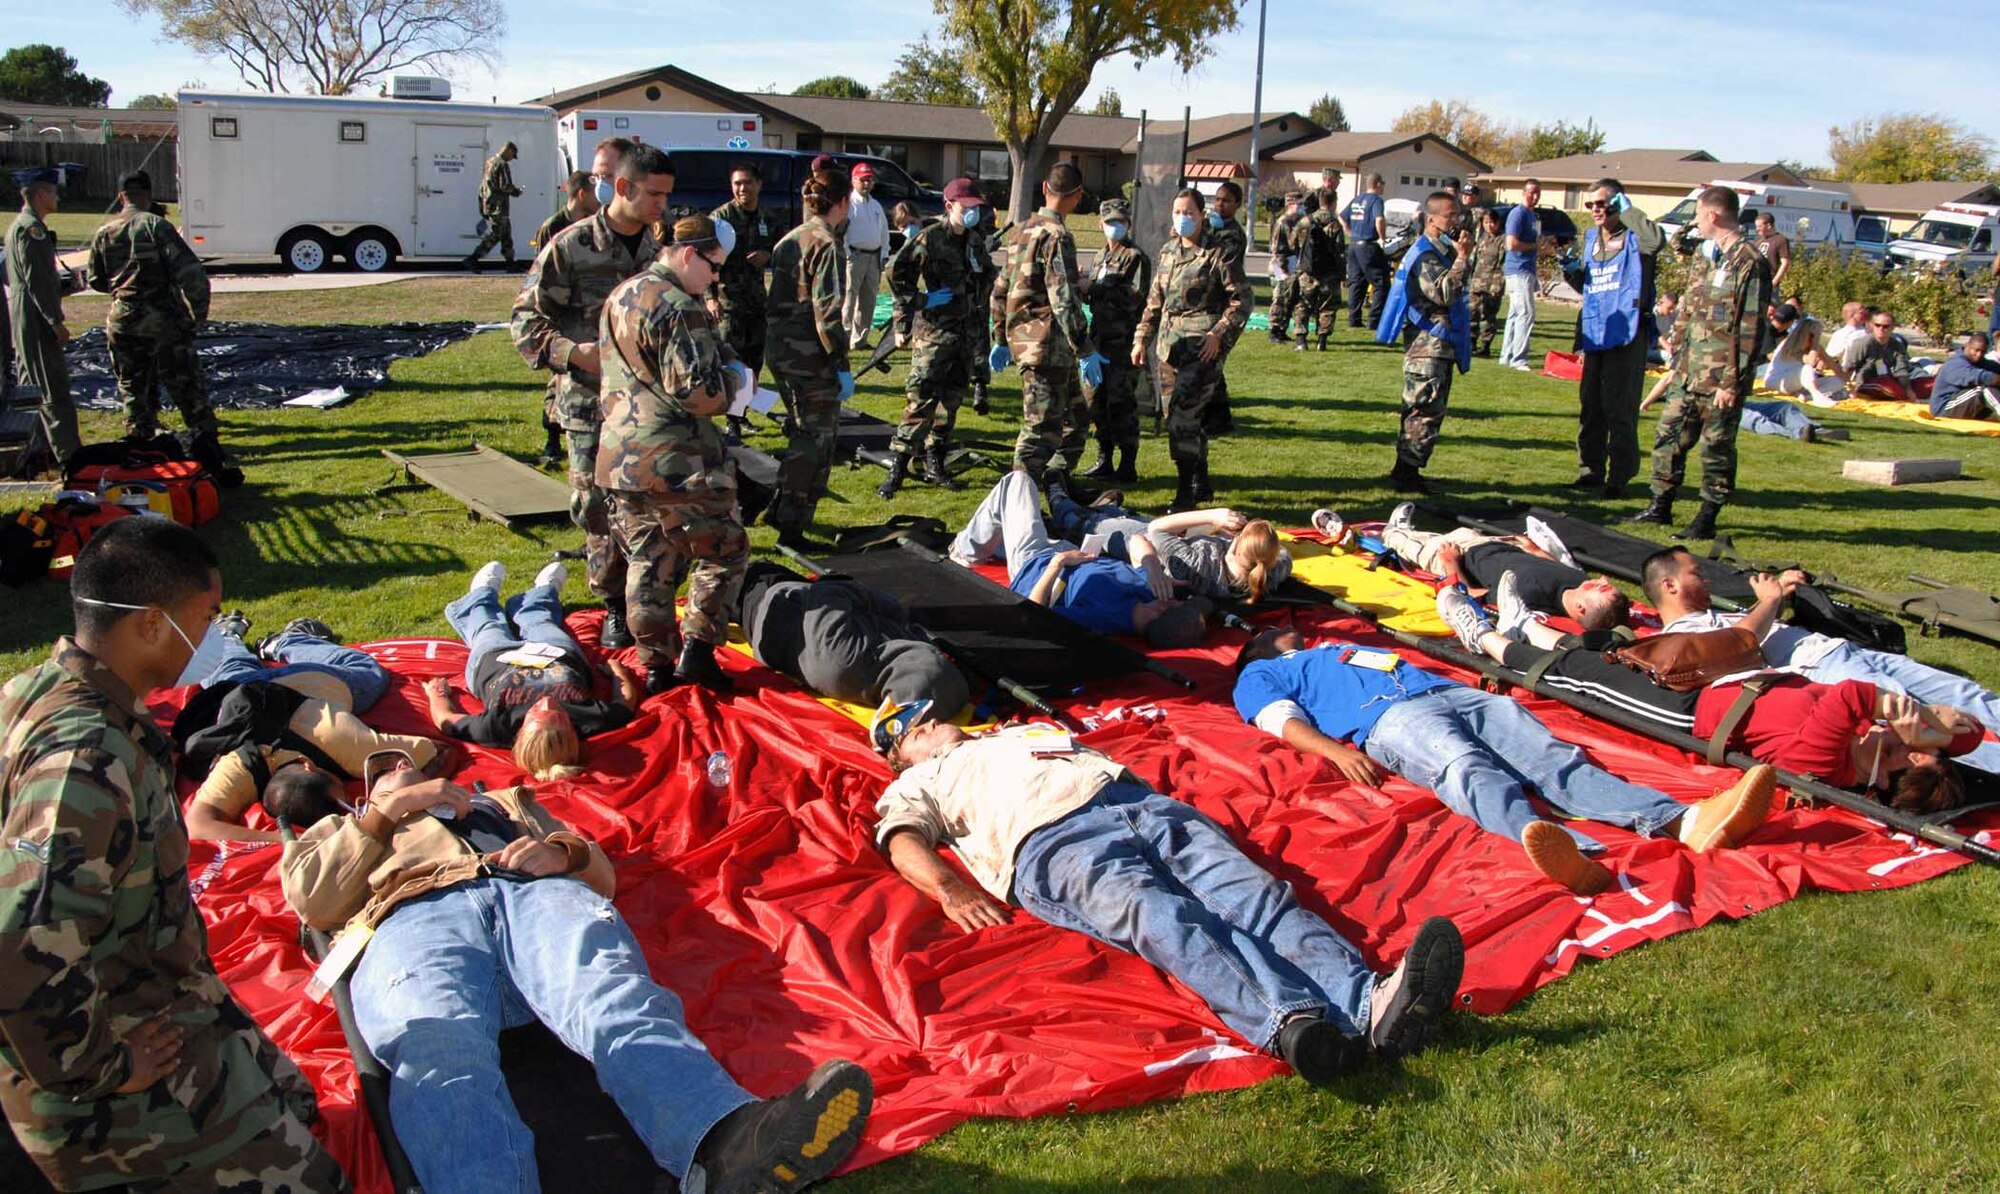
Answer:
[
  {"left": 1233, "top": 520, "right": 1281, "bottom": 603},
  {"left": 514, "top": 714, "right": 584, "bottom": 782}
]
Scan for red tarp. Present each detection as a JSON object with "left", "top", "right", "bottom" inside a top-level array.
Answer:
[{"left": 166, "top": 605, "right": 1996, "bottom": 1194}]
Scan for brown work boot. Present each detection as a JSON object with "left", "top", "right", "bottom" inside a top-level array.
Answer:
[
  {"left": 1678, "top": 764, "right": 1777, "bottom": 852},
  {"left": 1522, "top": 821, "right": 1615, "bottom": 895}
]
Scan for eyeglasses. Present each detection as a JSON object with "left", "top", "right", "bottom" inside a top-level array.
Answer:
[{"left": 1872, "top": 321, "right": 1895, "bottom": 329}]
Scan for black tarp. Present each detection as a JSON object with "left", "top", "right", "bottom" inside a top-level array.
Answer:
[
  {"left": 63, "top": 321, "right": 478, "bottom": 411},
  {"left": 1457, "top": 505, "right": 1759, "bottom": 604}
]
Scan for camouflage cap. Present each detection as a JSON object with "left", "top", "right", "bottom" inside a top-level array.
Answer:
[
  {"left": 1283, "top": 189, "right": 1305, "bottom": 202},
  {"left": 1098, "top": 198, "right": 1130, "bottom": 221},
  {"left": 671, "top": 214, "right": 721, "bottom": 246}
]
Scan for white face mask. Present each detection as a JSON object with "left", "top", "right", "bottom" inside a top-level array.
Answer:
[{"left": 75, "top": 596, "right": 222, "bottom": 687}]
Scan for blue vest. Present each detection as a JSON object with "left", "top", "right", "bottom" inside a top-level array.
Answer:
[
  {"left": 1376, "top": 234, "right": 1472, "bottom": 373},
  {"left": 1577, "top": 224, "right": 1644, "bottom": 353}
]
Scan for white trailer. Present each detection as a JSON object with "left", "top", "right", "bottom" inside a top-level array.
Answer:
[
  {"left": 176, "top": 90, "right": 558, "bottom": 272},
  {"left": 556, "top": 109, "right": 764, "bottom": 174}
]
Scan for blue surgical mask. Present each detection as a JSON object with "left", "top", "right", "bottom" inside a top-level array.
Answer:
[
  {"left": 1104, "top": 221, "right": 1128, "bottom": 243},
  {"left": 1206, "top": 211, "right": 1225, "bottom": 230},
  {"left": 959, "top": 207, "right": 981, "bottom": 229},
  {"left": 1173, "top": 213, "right": 1198, "bottom": 239},
  {"left": 594, "top": 176, "right": 615, "bottom": 207}
]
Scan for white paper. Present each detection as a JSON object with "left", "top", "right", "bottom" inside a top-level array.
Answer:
[
  {"left": 283, "top": 386, "right": 353, "bottom": 409},
  {"left": 1080, "top": 531, "right": 1110, "bottom": 556}
]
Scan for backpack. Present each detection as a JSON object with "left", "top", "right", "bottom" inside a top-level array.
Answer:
[
  {"left": 47, "top": 496, "right": 147, "bottom": 579},
  {"left": 67, "top": 449, "right": 221, "bottom": 528},
  {"left": 1790, "top": 583, "right": 1907, "bottom": 655},
  {"left": 0, "top": 506, "right": 57, "bottom": 588}
]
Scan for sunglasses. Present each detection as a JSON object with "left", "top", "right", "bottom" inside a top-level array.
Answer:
[
  {"left": 1582, "top": 200, "right": 1611, "bottom": 210},
  {"left": 700, "top": 253, "right": 728, "bottom": 271},
  {"left": 1872, "top": 321, "right": 1895, "bottom": 329}
]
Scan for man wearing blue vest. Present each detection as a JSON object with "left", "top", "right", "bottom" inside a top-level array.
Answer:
[
  {"left": 1377, "top": 192, "right": 1472, "bottom": 494},
  {"left": 1564, "top": 178, "right": 1663, "bottom": 497},
  {"left": 1344, "top": 173, "right": 1390, "bottom": 330},
  {"left": 1498, "top": 180, "right": 1543, "bottom": 370}
]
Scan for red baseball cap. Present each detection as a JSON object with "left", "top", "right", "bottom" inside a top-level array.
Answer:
[
  {"left": 852, "top": 162, "right": 875, "bottom": 179},
  {"left": 942, "top": 178, "right": 984, "bottom": 206}
]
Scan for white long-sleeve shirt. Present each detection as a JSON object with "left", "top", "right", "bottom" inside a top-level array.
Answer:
[{"left": 845, "top": 195, "right": 890, "bottom": 256}]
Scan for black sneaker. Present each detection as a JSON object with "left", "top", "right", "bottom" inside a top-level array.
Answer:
[
  {"left": 689, "top": 1059, "right": 873, "bottom": 1194},
  {"left": 213, "top": 610, "right": 252, "bottom": 642},
  {"left": 1367, "top": 916, "right": 1464, "bottom": 1061},
  {"left": 1276, "top": 1013, "right": 1365, "bottom": 1088},
  {"left": 257, "top": 617, "right": 336, "bottom": 661}
]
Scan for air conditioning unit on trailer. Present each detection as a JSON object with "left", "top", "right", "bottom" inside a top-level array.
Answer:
[{"left": 390, "top": 76, "right": 452, "bottom": 101}]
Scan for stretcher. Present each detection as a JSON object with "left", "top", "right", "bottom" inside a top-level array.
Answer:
[{"left": 377, "top": 444, "right": 571, "bottom": 530}]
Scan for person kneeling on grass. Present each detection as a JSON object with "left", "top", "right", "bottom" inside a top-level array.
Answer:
[
  {"left": 280, "top": 754, "right": 873, "bottom": 1194},
  {"left": 875, "top": 721, "right": 1464, "bottom": 1085},
  {"left": 949, "top": 470, "right": 1212, "bottom": 648},
  {"left": 1232, "top": 627, "right": 1777, "bottom": 895},
  {"left": 425, "top": 559, "right": 643, "bottom": 780}
]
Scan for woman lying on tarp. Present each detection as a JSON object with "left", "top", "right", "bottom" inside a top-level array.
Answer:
[{"left": 1437, "top": 573, "right": 1982, "bottom": 814}]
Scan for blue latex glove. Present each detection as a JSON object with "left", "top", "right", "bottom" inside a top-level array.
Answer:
[
  {"left": 1078, "top": 352, "right": 1106, "bottom": 389},
  {"left": 1612, "top": 192, "right": 1632, "bottom": 214},
  {"left": 923, "top": 287, "right": 954, "bottom": 310},
  {"left": 836, "top": 370, "right": 855, "bottom": 402},
  {"left": 988, "top": 344, "right": 1012, "bottom": 373}
]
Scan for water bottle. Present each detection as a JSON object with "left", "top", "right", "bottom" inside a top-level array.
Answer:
[{"left": 705, "top": 751, "right": 732, "bottom": 789}]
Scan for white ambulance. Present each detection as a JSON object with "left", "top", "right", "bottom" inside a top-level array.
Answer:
[
  {"left": 556, "top": 110, "right": 764, "bottom": 176},
  {"left": 1885, "top": 202, "right": 2000, "bottom": 277},
  {"left": 1657, "top": 181, "right": 1878, "bottom": 260}
]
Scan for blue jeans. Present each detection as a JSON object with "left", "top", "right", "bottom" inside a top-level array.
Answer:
[
  {"left": 1011, "top": 782, "right": 1375, "bottom": 1051},
  {"left": 445, "top": 582, "right": 582, "bottom": 692},
  {"left": 351, "top": 877, "right": 754, "bottom": 1192},
  {"left": 1046, "top": 491, "right": 1149, "bottom": 547},
  {"left": 1362, "top": 686, "right": 1688, "bottom": 851},
  {"left": 1499, "top": 272, "right": 1537, "bottom": 366},
  {"left": 1801, "top": 642, "right": 2000, "bottom": 776},
  {"left": 1740, "top": 400, "right": 1819, "bottom": 440},
  {"left": 202, "top": 631, "right": 391, "bottom": 713}
]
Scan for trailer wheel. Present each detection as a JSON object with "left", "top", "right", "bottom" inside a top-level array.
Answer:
[
  {"left": 346, "top": 231, "right": 398, "bottom": 273},
  {"left": 279, "top": 230, "right": 334, "bottom": 274}
]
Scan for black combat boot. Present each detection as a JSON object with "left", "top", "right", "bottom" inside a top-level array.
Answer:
[
  {"left": 600, "top": 598, "right": 633, "bottom": 650},
  {"left": 1191, "top": 458, "right": 1214, "bottom": 504},
  {"left": 1317, "top": 333, "right": 1330, "bottom": 352},
  {"left": 875, "top": 453, "right": 910, "bottom": 499},
  {"left": 971, "top": 383, "right": 990, "bottom": 417},
  {"left": 186, "top": 433, "right": 246, "bottom": 488},
  {"left": 1389, "top": 461, "right": 1429, "bottom": 495},
  {"left": 1293, "top": 332, "right": 1308, "bottom": 353},
  {"left": 1625, "top": 492, "right": 1674, "bottom": 525},
  {"left": 1112, "top": 442, "right": 1139, "bottom": 484},
  {"left": 1081, "top": 441, "right": 1115, "bottom": 479},
  {"left": 1674, "top": 500, "right": 1721, "bottom": 541},
  {"left": 673, "top": 639, "right": 735, "bottom": 692},
  {"left": 461, "top": 255, "right": 482, "bottom": 274},
  {"left": 921, "top": 445, "right": 965, "bottom": 490},
  {"left": 1167, "top": 461, "right": 1199, "bottom": 513},
  {"left": 644, "top": 664, "right": 685, "bottom": 695},
  {"left": 538, "top": 423, "right": 563, "bottom": 470}
]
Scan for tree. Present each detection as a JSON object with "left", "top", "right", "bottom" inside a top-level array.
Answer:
[
  {"left": 1390, "top": 99, "right": 1513, "bottom": 167},
  {"left": 878, "top": 35, "right": 984, "bottom": 106},
  {"left": 944, "top": 0, "right": 1242, "bottom": 220},
  {"left": 115, "top": 0, "right": 502, "bottom": 96},
  {"left": 0, "top": 45, "right": 112, "bottom": 107},
  {"left": 793, "top": 75, "right": 872, "bottom": 100},
  {"left": 1828, "top": 113, "right": 1995, "bottom": 184},
  {"left": 1307, "top": 92, "right": 1348, "bottom": 133},
  {"left": 128, "top": 93, "right": 178, "bottom": 109},
  {"left": 1518, "top": 118, "right": 1606, "bottom": 164},
  {"left": 1088, "top": 87, "right": 1122, "bottom": 117}
]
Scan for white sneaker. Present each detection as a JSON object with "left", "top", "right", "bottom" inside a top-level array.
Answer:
[
  {"left": 1310, "top": 508, "right": 1347, "bottom": 542},
  {"left": 1386, "top": 502, "right": 1416, "bottom": 536},
  {"left": 470, "top": 561, "right": 506, "bottom": 597},
  {"left": 534, "top": 560, "right": 567, "bottom": 592},
  {"left": 1494, "top": 571, "right": 1544, "bottom": 641},
  {"left": 1436, "top": 586, "right": 1495, "bottom": 652},
  {"left": 1523, "top": 516, "right": 1575, "bottom": 567},
  {"left": 1511, "top": 361, "right": 1533, "bottom": 372}
]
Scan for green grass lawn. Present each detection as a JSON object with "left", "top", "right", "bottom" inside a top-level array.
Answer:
[{"left": 10, "top": 277, "right": 2000, "bottom": 1191}]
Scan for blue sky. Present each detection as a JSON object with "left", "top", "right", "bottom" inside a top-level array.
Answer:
[{"left": 14, "top": 0, "right": 1995, "bottom": 167}]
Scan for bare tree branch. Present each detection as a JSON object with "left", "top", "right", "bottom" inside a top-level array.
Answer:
[{"left": 119, "top": 0, "right": 502, "bottom": 95}]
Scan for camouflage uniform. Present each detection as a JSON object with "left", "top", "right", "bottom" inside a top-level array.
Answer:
[
  {"left": 1467, "top": 230, "right": 1507, "bottom": 357},
  {"left": 1081, "top": 235, "right": 1152, "bottom": 468},
  {"left": 887, "top": 220, "right": 980, "bottom": 459},
  {"left": 510, "top": 212, "right": 661, "bottom": 601},
  {"left": 1199, "top": 216, "right": 1250, "bottom": 440},
  {"left": 1134, "top": 234, "right": 1250, "bottom": 474},
  {"left": 710, "top": 199, "right": 782, "bottom": 377},
  {"left": 596, "top": 263, "right": 747, "bottom": 667},
  {"left": 84, "top": 206, "right": 217, "bottom": 442},
  {"left": 1398, "top": 233, "right": 1470, "bottom": 471},
  {"left": 0, "top": 640, "right": 346, "bottom": 1193},
  {"left": 967, "top": 210, "right": 999, "bottom": 401},
  {"left": 992, "top": 206, "right": 1095, "bottom": 479},
  {"left": 469, "top": 152, "right": 522, "bottom": 264},
  {"left": 7, "top": 201, "right": 80, "bottom": 462},
  {"left": 530, "top": 204, "right": 581, "bottom": 254},
  {"left": 1267, "top": 206, "right": 1309, "bottom": 341},
  {"left": 1288, "top": 209, "right": 1346, "bottom": 347},
  {"left": 1648, "top": 235, "right": 1771, "bottom": 507},
  {"left": 764, "top": 215, "right": 849, "bottom": 535}
]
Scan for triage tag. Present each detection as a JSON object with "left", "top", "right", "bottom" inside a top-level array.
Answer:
[
  {"left": 304, "top": 924, "right": 374, "bottom": 1002},
  {"left": 1019, "top": 727, "right": 1077, "bottom": 756},
  {"left": 496, "top": 642, "right": 565, "bottom": 669},
  {"left": 1340, "top": 647, "right": 1402, "bottom": 672}
]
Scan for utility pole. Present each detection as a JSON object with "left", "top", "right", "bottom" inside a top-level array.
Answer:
[{"left": 1243, "top": 0, "right": 1268, "bottom": 247}]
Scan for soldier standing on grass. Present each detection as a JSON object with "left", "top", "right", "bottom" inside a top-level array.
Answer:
[
  {"left": 1467, "top": 208, "right": 1507, "bottom": 358},
  {"left": 989, "top": 161, "right": 1100, "bottom": 492},
  {"left": 1377, "top": 191, "right": 1473, "bottom": 495},
  {"left": 878, "top": 178, "right": 985, "bottom": 499},
  {"left": 1195, "top": 180, "right": 1250, "bottom": 459},
  {"left": 86, "top": 171, "right": 242, "bottom": 487},
  {"left": 464, "top": 141, "right": 523, "bottom": 271},
  {"left": 597, "top": 214, "right": 748, "bottom": 693},
  {"left": 7, "top": 167, "right": 79, "bottom": 469},
  {"left": 1079, "top": 197, "right": 1151, "bottom": 484},
  {"left": 1290, "top": 188, "right": 1347, "bottom": 352},
  {"left": 710, "top": 161, "right": 782, "bottom": 440},
  {"left": 1267, "top": 190, "right": 1308, "bottom": 345},
  {"left": 510, "top": 142, "right": 674, "bottom": 651},
  {"left": 0, "top": 518, "right": 348, "bottom": 1193},
  {"left": 764, "top": 169, "right": 853, "bottom": 550},
  {"left": 1628, "top": 185, "right": 1771, "bottom": 542}
]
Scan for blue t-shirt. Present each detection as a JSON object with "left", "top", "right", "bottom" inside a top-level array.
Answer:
[
  {"left": 1345, "top": 193, "right": 1383, "bottom": 242},
  {"left": 1929, "top": 354, "right": 2000, "bottom": 416},
  {"left": 1232, "top": 644, "right": 1456, "bottom": 747},
  {"left": 1503, "top": 204, "right": 1541, "bottom": 275},
  {"left": 1009, "top": 548, "right": 1153, "bottom": 636}
]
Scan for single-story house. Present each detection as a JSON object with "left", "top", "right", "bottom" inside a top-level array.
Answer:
[
  {"left": 1475, "top": 149, "right": 1806, "bottom": 216},
  {"left": 1268, "top": 131, "right": 1490, "bottom": 212}
]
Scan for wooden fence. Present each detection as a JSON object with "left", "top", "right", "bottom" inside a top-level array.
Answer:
[{"left": 0, "top": 140, "right": 180, "bottom": 203}]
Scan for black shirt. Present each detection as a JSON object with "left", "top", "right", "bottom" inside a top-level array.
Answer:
[
  {"left": 1460, "top": 543, "right": 1586, "bottom": 612},
  {"left": 613, "top": 226, "right": 645, "bottom": 263},
  {"left": 448, "top": 654, "right": 635, "bottom": 746}
]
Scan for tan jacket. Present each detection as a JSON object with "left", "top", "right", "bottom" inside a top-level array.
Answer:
[{"left": 280, "top": 784, "right": 599, "bottom": 934}]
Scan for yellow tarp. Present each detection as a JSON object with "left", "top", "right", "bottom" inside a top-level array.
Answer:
[
  {"left": 1279, "top": 533, "right": 1449, "bottom": 636},
  {"left": 724, "top": 630, "right": 987, "bottom": 730},
  {"left": 1749, "top": 388, "right": 2000, "bottom": 437}
]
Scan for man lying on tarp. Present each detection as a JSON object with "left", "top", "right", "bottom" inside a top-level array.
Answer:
[
  {"left": 873, "top": 721, "right": 1465, "bottom": 1086},
  {"left": 278, "top": 754, "right": 874, "bottom": 1194},
  {"left": 1371, "top": 501, "right": 1630, "bottom": 630},
  {"left": 1643, "top": 546, "right": 2000, "bottom": 776},
  {"left": 948, "top": 471, "right": 1213, "bottom": 648},
  {"left": 739, "top": 560, "right": 971, "bottom": 739},
  {"left": 1231, "top": 626, "right": 1777, "bottom": 895}
]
